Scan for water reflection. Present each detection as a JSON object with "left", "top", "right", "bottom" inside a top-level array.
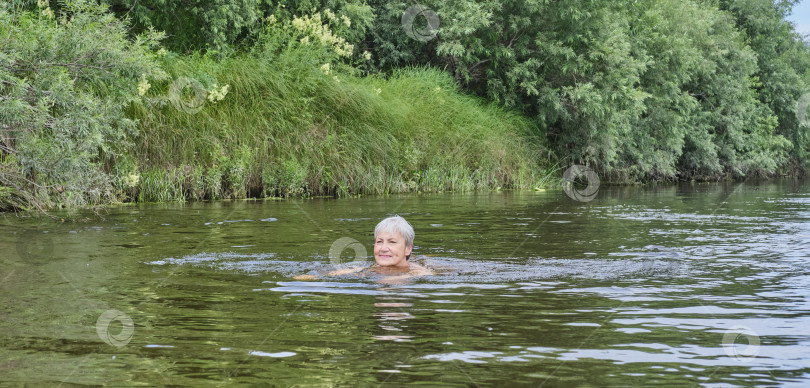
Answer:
[
  {"left": 372, "top": 294, "right": 415, "bottom": 342},
  {"left": 267, "top": 281, "right": 420, "bottom": 341}
]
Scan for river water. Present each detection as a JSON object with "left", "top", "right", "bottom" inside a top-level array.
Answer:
[{"left": 1, "top": 180, "right": 809, "bottom": 386}]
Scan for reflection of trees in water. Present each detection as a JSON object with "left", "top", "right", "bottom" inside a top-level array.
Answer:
[{"left": 372, "top": 294, "right": 415, "bottom": 342}]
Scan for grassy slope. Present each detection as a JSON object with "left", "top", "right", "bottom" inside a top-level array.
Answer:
[{"left": 121, "top": 50, "right": 556, "bottom": 202}]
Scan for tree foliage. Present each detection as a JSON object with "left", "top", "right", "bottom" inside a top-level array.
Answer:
[
  {"left": 717, "top": 0, "right": 810, "bottom": 167},
  {"left": 3, "top": 0, "right": 810, "bottom": 211},
  {"left": 0, "top": 0, "right": 164, "bottom": 211},
  {"left": 51, "top": 0, "right": 809, "bottom": 179},
  {"left": 97, "top": 0, "right": 374, "bottom": 54},
  {"left": 393, "top": 0, "right": 806, "bottom": 180}
]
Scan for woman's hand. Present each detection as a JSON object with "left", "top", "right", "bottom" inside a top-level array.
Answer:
[{"left": 293, "top": 267, "right": 365, "bottom": 280}]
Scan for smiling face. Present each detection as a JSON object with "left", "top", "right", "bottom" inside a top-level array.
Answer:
[{"left": 374, "top": 230, "right": 412, "bottom": 268}]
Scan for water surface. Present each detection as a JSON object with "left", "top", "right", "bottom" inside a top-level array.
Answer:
[{"left": 1, "top": 181, "right": 809, "bottom": 385}]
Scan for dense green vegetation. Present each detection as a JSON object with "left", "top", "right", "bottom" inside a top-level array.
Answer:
[
  {"left": 0, "top": 0, "right": 164, "bottom": 210},
  {"left": 130, "top": 53, "right": 551, "bottom": 202},
  {"left": 1, "top": 0, "right": 809, "bottom": 211}
]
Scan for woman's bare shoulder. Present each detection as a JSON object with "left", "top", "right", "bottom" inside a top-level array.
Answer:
[{"left": 407, "top": 262, "right": 434, "bottom": 276}]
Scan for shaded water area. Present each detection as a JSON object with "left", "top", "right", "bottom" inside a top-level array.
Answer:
[{"left": 2, "top": 180, "right": 809, "bottom": 386}]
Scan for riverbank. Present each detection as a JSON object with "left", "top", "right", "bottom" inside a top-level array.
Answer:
[
  {"left": 2, "top": 1, "right": 809, "bottom": 213},
  {"left": 123, "top": 53, "right": 556, "bottom": 203},
  {"left": 0, "top": 3, "right": 554, "bottom": 213}
]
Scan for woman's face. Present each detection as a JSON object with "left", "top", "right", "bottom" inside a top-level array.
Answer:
[{"left": 374, "top": 230, "right": 412, "bottom": 268}]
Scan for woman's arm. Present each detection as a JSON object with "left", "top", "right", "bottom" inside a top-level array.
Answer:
[
  {"left": 327, "top": 267, "right": 366, "bottom": 276},
  {"left": 292, "top": 266, "right": 366, "bottom": 280}
]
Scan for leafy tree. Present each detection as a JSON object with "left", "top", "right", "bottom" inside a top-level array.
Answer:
[
  {"left": 716, "top": 0, "right": 810, "bottom": 169},
  {"left": 626, "top": 0, "right": 791, "bottom": 179},
  {"left": 423, "top": 0, "right": 648, "bottom": 175},
  {"left": 0, "top": 0, "right": 164, "bottom": 210}
]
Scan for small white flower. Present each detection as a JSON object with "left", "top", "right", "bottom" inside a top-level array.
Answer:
[
  {"left": 217, "top": 84, "right": 230, "bottom": 101},
  {"left": 320, "top": 63, "right": 331, "bottom": 75},
  {"left": 124, "top": 173, "right": 140, "bottom": 188},
  {"left": 137, "top": 75, "right": 151, "bottom": 96},
  {"left": 206, "top": 83, "right": 230, "bottom": 102},
  {"left": 291, "top": 18, "right": 306, "bottom": 31},
  {"left": 363, "top": 51, "right": 372, "bottom": 61}
]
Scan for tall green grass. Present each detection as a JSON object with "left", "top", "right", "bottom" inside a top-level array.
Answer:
[{"left": 124, "top": 50, "right": 555, "bottom": 201}]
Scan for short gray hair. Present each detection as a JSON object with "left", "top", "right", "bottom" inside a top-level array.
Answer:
[{"left": 374, "top": 215, "right": 415, "bottom": 257}]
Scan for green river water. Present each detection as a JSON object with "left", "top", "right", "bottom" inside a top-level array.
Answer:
[{"left": 1, "top": 180, "right": 809, "bottom": 386}]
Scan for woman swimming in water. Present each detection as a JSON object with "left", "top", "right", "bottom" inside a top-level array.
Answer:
[{"left": 294, "top": 215, "right": 432, "bottom": 281}]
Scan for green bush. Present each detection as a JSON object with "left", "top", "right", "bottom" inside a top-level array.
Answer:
[{"left": 0, "top": 0, "right": 164, "bottom": 211}]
